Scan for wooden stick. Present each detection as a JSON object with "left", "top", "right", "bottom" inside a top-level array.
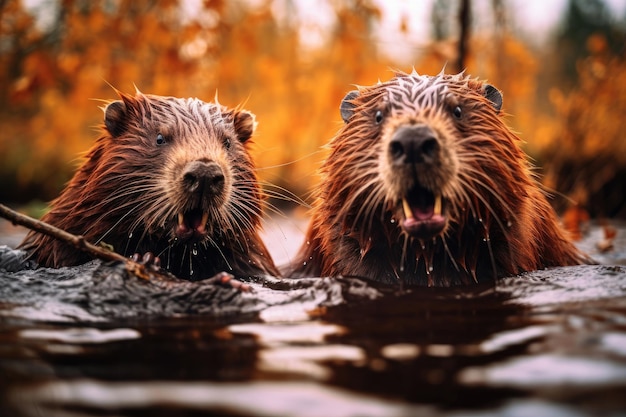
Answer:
[
  {"left": 0, "top": 203, "right": 128, "bottom": 263},
  {"left": 0, "top": 203, "right": 154, "bottom": 279},
  {"left": 0, "top": 204, "right": 248, "bottom": 290}
]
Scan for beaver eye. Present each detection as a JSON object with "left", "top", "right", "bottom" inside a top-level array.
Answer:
[
  {"left": 223, "top": 137, "right": 232, "bottom": 149},
  {"left": 453, "top": 106, "right": 462, "bottom": 119},
  {"left": 375, "top": 110, "right": 384, "bottom": 124},
  {"left": 156, "top": 133, "right": 166, "bottom": 145}
]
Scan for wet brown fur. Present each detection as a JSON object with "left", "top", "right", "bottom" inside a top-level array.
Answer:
[
  {"left": 20, "top": 91, "right": 279, "bottom": 281},
  {"left": 289, "top": 71, "right": 589, "bottom": 286}
]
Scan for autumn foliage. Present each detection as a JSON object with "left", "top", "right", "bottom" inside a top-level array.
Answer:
[{"left": 0, "top": 0, "right": 624, "bottom": 218}]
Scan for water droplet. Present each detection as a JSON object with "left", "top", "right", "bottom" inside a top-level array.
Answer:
[
  {"left": 309, "top": 256, "right": 313, "bottom": 260},
  {"left": 303, "top": 261, "right": 307, "bottom": 266},
  {"left": 306, "top": 241, "right": 310, "bottom": 245},
  {"left": 428, "top": 266, "right": 434, "bottom": 272},
  {"left": 507, "top": 220, "right": 512, "bottom": 227},
  {"left": 128, "top": 232, "right": 133, "bottom": 239},
  {"left": 390, "top": 218, "right": 396, "bottom": 224},
  {"left": 192, "top": 246, "right": 198, "bottom": 256},
  {"left": 478, "top": 218, "right": 483, "bottom": 223}
]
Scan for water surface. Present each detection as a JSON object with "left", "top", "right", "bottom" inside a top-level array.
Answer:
[{"left": 0, "top": 217, "right": 625, "bottom": 417}]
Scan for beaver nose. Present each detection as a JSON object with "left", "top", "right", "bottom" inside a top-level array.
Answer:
[
  {"left": 182, "top": 161, "right": 225, "bottom": 195},
  {"left": 389, "top": 125, "right": 440, "bottom": 165}
]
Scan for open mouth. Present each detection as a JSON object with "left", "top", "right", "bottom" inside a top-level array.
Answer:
[
  {"left": 175, "top": 209, "right": 209, "bottom": 242},
  {"left": 400, "top": 185, "right": 446, "bottom": 239}
]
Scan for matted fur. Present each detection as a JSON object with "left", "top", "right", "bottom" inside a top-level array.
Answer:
[
  {"left": 289, "top": 71, "right": 588, "bottom": 286},
  {"left": 20, "top": 91, "right": 279, "bottom": 280}
]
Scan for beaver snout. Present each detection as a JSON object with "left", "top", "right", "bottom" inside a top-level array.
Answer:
[
  {"left": 384, "top": 125, "right": 447, "bottom": 239},
  {"left": 182, "top": 160, "right": 225, "bottom": 196},
  {"left": 175, "top": 160, "right": 228, "bottom": 242},
  {"left": 389, "top": 125, "right": 440, "bottom": 166}
]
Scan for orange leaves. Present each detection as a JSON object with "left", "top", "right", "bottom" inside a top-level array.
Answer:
[{"left": 0, "top": 1, "right": 624, "bottom": 218}]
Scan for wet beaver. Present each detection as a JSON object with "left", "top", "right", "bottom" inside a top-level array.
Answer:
[
  {"left": 289, "top": 71, "right": 589, "bottom": 286},
  {"left": 20, "top": 90, "right": 279, "bottom": 281}
]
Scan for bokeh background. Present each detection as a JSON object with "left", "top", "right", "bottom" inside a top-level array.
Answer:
[{"left": 1, "top": 0, "right": 625, "bottom": 219}]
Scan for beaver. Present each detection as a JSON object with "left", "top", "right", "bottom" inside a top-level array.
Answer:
[
  {"left": 289, "top": 71, "right": 589, "bottom": 286},
  {"left": 20, "top": 90, "right": 279, "bottom": 281}
]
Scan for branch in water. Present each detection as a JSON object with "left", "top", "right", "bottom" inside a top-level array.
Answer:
[
  {"left": 0, "top": 203, "right": 158, "bottom": 280},
  {"left": 0, "top": 204, "right": 249, "bottom": 290}
]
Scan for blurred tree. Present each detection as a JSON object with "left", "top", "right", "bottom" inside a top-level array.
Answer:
[
  {"left": 543, "top": 35, "right": 626, "bottom": 218},
  {"left": 555, "top": 0, "right": 626, "bottom": 90},
  {"left": 1, "top": 0, "right": 624, "bottom": 220},
  {"left": 431, "top": 0, "right": 454, "bottom": 41},
  {"left": 0, "top": 0, "right": 388, "bottom": 205},
  {"left": 0, "top": 0, "right": 226, "bottom": 203},
  {"left": 456, "top": 0, "right": 470, "bottom": 73}
]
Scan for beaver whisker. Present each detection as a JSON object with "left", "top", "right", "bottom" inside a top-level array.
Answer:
[
  {"left": 87, "top": 181, "right": 157, "bottom": 206},
  {"left": 132, "top": 196, "right": 173, "bottom": 233},
  {"left": 333, "top": 173, "right": 381, "bottom": 211},
  {"left": 82, "top": 184, "right": 156, "bottom": 221},
  {"left": 222, "top": 206, "right": 253, "bottom": 245},
  {"left": 455, "top": 176, "right": 502, "bottom": 226},
  {"left": 356, "top": 183, "right": 387, "bottom": 235},
  {"left": 258, "top": 180, "right": 310, "bottom": 208},
  {"left": 206, "top": 235, "right": 233, "bottom": 272},
  {"left": 454, "top": 176, "right": 517, "bottom": 268},
  {"left": 340, "top": 173, "right": 384, "bottom": 219},
  {"left": 457, "top": 167, "right": 517, "bottom": 221},
  {"left": 227, "top": 191, "right": 261, "bottom": 223},
  {"left": 258, "top": 199, "right": 289, "bottom": 219},
  {"left": 176, "top": 244, "right": 188, "bottom": 276},
  {"left": 92, "top": 205, "right": 140, "bottom": 245},
  {"left": 485, "top": 232, "right": 498, "bottom": 282},
  {"left": 88, "top": 196, "right": 167, "bottom": 240},
  {"left": 456, "top": 150, "right": 523, "bottom": 180},
  {"left": 441, "top": 237, "right": 461, "bottom": 272},
  {"left": 399, "top": 233, "right": 409, "bottom": 273},
  {"left": 331, "top": 164, "right": 379, "bottom": 201}
]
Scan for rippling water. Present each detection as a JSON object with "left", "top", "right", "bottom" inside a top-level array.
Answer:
[{"left": 0, "top": 217, "right": 625, "bottom": 417}]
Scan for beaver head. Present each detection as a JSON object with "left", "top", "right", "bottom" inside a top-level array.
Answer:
[
  {"left": 102, "top": 93, "right": 257, "bottom": 245},
  {"left": 21, "top": 91, "right": 279, "bottom": 281},
  {"left": 292, "top": 71, "right": 586, "bottom": 286},
  {"left": 339, "top": 71, "right": 504, "bottom": 241}
]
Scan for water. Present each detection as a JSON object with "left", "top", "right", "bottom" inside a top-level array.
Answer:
[{"left": 0, "top": 217, "right": 625, "bottom": 417}]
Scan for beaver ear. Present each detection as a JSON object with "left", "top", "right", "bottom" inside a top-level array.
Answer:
[
  {"left": 340, "top": 90, "right": 360, "bottom": 123},
  {"left": 104, "top": 100, "right": 128, "bottom": 137},
  {"left": 484, "top": 84, "right": 503, "bottom": 114},
  {"left": 233, "top": 110, "right": 256, "bottom": 143}
]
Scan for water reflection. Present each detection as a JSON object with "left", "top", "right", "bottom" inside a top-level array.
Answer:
[{"left": 0, "top": 224, "right": 625, "bottom": 416}]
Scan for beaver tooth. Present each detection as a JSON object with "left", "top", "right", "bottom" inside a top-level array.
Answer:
[
  {"left": 198, "top": 212, "right": 209, "bottom": 233},
  {"left": 178, "top": 212, "right": 185, "bottom": 226},
  {"left": 402, "top": 198, "right": 414, "bottom": 220},
  {"left": 434, "top": 194, "right": 442, "bottom": 216}
]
